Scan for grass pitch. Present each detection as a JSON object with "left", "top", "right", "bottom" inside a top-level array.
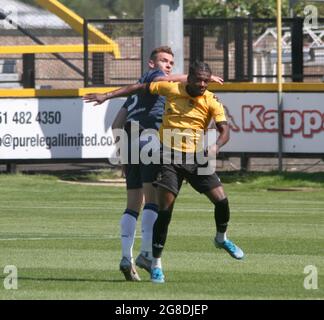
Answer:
[{"left": 0, "top": 172, "right": 323, "bottom": 300}]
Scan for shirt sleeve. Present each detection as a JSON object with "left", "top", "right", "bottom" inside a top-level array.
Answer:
[
  {"left": 210, "top": 98, "right": 227, "bottom": 123},
  {"left": 149, "top": 81, "right": 173, "bottom": 97}
]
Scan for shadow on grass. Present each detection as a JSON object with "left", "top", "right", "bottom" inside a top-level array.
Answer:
[
  {"left": 0, "top": 275, "right": 151, "bottom": 283},
  {"left": 26, "top": 168, "right": 123, "bottom": 183}
]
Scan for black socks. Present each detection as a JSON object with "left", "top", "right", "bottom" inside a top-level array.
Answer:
[
  {"left": 214, "top": 198, "right": 230, "bottom": 233},
  {"left": 152, "top": 210, "right": 172, "bottom": 258}
]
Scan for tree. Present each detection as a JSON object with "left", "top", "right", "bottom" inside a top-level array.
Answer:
[
  {"left": 100, "top": 0, "right": 143, "bottom": 18},
  {"left": 306, "top": 1, "right": 324, "bottom": 17},
  {"left": 184, "top": 0, "right": 311, "bottom": 18},
  {"left": 20, "top": 0, "right": 323, "bottom": 18},
  {"left": 20, "top": 0, "right": 143, "bottom": 18}
]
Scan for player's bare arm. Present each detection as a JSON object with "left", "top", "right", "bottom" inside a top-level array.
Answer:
[
  {"left": 83, "top": 73, "right": 224, "bottom": 106},
  {"left": 153, "top": 74, "right": 223, "bottom": 84},
  {"left": 82, "top": 83, "right": 148, "bottom": 106},
  {"left": 208, "top": 121, "right": 230, "bottom": 156}
]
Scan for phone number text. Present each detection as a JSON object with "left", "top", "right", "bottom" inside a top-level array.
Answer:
[{"left": 0, "top": 111, "right": 62, "bottom": 125}]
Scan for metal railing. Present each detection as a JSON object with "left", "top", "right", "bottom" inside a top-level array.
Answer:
[
  {"left": 83, "top": 17, "right": 324, "bottom": 87},
  {"left": 1, "top": 17, "right": 324, "bottom": 89}
]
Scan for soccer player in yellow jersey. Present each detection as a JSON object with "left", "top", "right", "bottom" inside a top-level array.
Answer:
[{"left": 84, "top": 61, "right": 244, "bottom": 284}]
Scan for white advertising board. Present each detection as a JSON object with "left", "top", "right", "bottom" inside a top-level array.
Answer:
[
  {"left": 0, "top": 98, "right": 125, "bottom": 159},
  {"left": 0, "top": 92, "right": 323, "bottom": 160},
  {"left": 217, "top": 92, "right": 324, "bottom": 153}
]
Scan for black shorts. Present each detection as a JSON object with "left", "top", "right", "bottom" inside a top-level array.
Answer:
[
  {"left": 126, "top": 163, "right": 159, "bottom": 189},
  {"left": 124, "top": 122, "right": 160, "bottom": 189},
  {"left": 154, "top": 162, "right": 222, "bottom": 196}
]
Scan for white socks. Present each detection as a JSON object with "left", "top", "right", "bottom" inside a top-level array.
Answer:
[
  {"left": 140, "top": 205, "right": 158, "bottom": 259},
  {"left": 120, "top": 210, "right": 138, "bottom": 261},
  {"left": 120, "top": 204, "right": 158, "bottom": 262},
  {"left": 216, "top": 231, "right": 227, "bottom": 243}
]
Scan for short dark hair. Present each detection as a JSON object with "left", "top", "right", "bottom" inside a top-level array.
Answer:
[
  {"left": 150, "top": 46, "right": 174, "bottom": 60},
  {"left": 188, "top": 61, "right": 212, "bottom": 77}
]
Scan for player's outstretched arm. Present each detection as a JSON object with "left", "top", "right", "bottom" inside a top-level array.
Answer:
[
  {"left": 82, "top": 83, "right": 148, "bottom": 106},
  {"left": 153, "top": 74, "right": 224, "bottom": 84},
  {"left": 153, "top": 74, "right": 188, "bottom": 82}
]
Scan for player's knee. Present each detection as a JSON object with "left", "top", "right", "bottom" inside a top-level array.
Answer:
[
  {"left": 206, "top": 186, "right": 227, "bottom": 204},
  {"left": 157, "top": 192, "right": 176, "bottom": 211},
  {"left": 217, "top": 195, "right": 228, "bottom": 203},
  {"left": 216, "top": 187, "right": 227, "bottom": 200}
]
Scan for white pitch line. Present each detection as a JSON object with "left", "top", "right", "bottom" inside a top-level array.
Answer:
[
  {"left": 0, "top": 206, "right": 122, "bottom": 210},
  {"left": 0, "top": 207, "right": 323, "bottom": 214},
  {"left": 0, "top": 235, "right": 141, "bottom": 241}
]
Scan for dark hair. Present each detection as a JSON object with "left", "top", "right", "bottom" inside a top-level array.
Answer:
[
  {"left": 188, "top": 61, "right": 212, "bottom": 77},
  {"left": 150, "top": 46, "right": 174, "bottom": 60}
]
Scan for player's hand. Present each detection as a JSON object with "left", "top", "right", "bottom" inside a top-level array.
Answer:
[
  {"left": 210, "top": 75, "right": 224, "bottom": 85},
  {"left": 82, "top": 93, "right": 107, "bottom": 106}
]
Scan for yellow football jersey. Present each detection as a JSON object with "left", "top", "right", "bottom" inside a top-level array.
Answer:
[{"left": 149, "top": 81, "right": 227, "bottom": 152}]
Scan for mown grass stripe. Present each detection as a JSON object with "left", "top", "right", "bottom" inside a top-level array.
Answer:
[{"left": 0, "top": 174, "right": 323, "bottom": 299}]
